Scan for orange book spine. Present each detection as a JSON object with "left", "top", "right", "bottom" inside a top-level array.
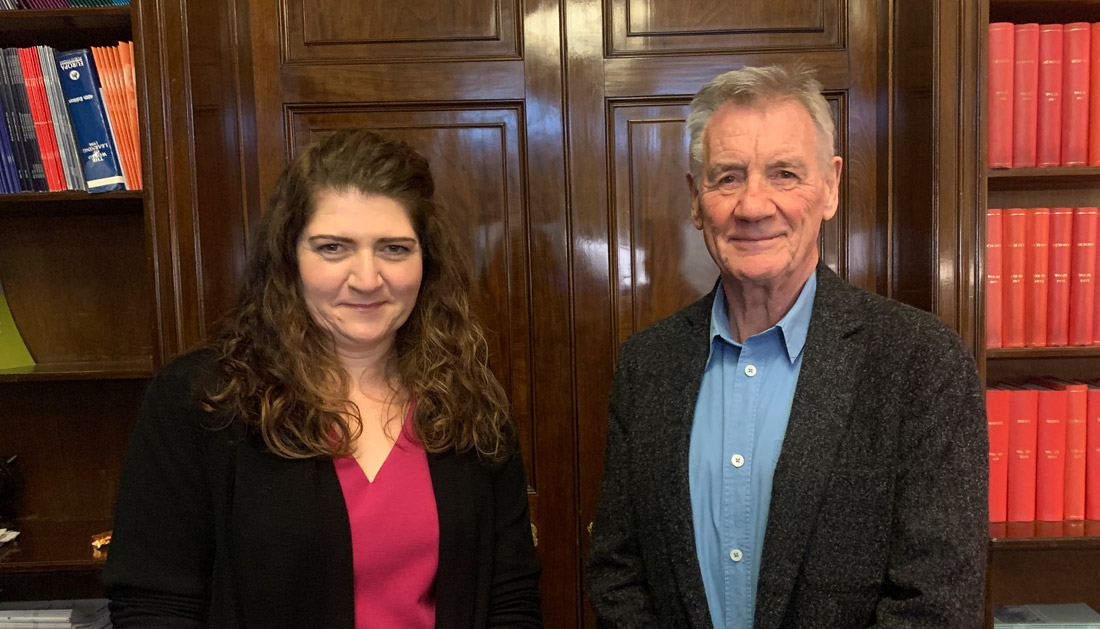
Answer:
[
  {"left": 1048, "top": 207, "right": 1073, "bottom": 346},
  {"left": 1026, "top": 208, "right": 1050, "bottom": 346},
  {"left": 987, "top": 209, "right": 1004, "bottom": 348},
  {"left": 1034, "top": 387, "right": 1066, "bottom": 521},
  {"left": 1087, "top": 386, "right": 1100, "bottom": 520},
  {"left": 1008, "top": 388, "right": 1039, "bottom": 522},
  {"left": 1037, "top": 24, "right": 1064, "bottom": 167},
  {"left": 1063, "top": 23, "right": 1091, "bottom": 165},
  {"left": 1070, "top": 207, "right": 1098, "bottom": 345},
  {"left": 990, "top": 23, "right": 1015, "bottom": 168},
  {"left": 987, "top": 389, "right": 1011, "bottom": 522},
  {"left": 1004, "top": 208, "right": 1029, "bottom": 347},
  {"left": 1014, "top": 24, "right": 1041, "bottom": 167},
  {"left": 1064, "top": 384, "right": 1088, "bottom": 520}
]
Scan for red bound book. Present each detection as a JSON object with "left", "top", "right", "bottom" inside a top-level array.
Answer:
[
  {"left": 1037, "top": 25, "right": 1064, "bottom": 166},
  {"left": 1091, "top": 24, "right": 1100, "bottom": 164},
  {"left": 1026, "top": 208, "right": 1050, "bottom": 346},
  {"left": 1026, "top": 384, "right": 1066, "bottom": 521},
  {"left": 1063, "top": 23, "right": 1091, "bottom": 165},
  {"left": 16, "top": 47, "right": 64, "bottom": 191},
  {"left": 987, "top": 208, "right": 1004, "bottom": 348},
  {"left": 1033, "top": 378, "right": 1088, "bottom": 520},
  {"left": 1014, "top": 24, "right": 1041, "bottom": 167},
  {"left": 1087, "top": 385, "right": 1100, "bottom": 519},
  {"left": 1007, "top": 387, "right": 1039, "bottom": 521},
  {"left": 987, "top": 388, "right": 1011, "bottom": 522},
  {"left": 990, "top": 23, "right": 1015, "bottom": 168},
  {"left": 1070, "top": 207, "right": 1098, "bottom": 345},
  {"left": 1048, "top": 207, "right": 1073, "bottom": 346},
  {"left": 1004, "top": 208, "right": 1029, "bottom": 347}
]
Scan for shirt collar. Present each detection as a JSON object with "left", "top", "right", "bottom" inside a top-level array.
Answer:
[{"left": 708, "top": 271, "right": 817, "bottom": 363}]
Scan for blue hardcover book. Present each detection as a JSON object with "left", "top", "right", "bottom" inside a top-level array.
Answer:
[
  {"left": 55, "top": 49, "right": 125, "bottom": 192},
  {"left": 0, "top": 97, "right": 18, "bottom": 193}
]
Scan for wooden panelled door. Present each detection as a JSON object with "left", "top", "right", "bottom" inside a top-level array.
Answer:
[{"left": 242, "top": 0, "right": 883, "bottom": 624}]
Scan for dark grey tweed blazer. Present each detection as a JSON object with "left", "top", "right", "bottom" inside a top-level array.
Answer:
[{"left": 588, "top": 263, "right": 988, "bottom": 629}]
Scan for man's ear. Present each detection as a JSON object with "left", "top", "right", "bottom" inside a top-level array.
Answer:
[
  {"left": 687, "top": 172, "right": 704, "bottom": 230},
  {"left": 822, "top": 156, "right": 843, "bottom": 221}
]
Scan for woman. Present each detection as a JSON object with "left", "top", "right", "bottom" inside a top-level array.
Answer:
[{"left": 104, "top": 130, "right": 542, "bottom": 628}]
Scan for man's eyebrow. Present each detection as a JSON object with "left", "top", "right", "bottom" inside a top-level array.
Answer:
[
  {"left": 706, "top": 162, "right": 746, "bottom": 177},
  {"left": 769, "top": 158, "right": 808, "bottom": 170}
]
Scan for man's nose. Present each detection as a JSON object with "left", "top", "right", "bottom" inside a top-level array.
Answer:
[{"left": 733, "top": 173, "right": 774, "bottom": 222}]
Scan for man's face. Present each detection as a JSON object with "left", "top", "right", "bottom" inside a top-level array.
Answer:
[{"left": 688, "top": 99, "right": 842, "bottom": 291}]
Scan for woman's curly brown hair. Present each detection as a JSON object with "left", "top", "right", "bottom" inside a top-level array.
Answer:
[{"left": 203, "top": 129, "right": 515, "bottom": 463}]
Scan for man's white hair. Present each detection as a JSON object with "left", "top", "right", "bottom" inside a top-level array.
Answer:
[{"left": 686, "top": 64, "right": 836, "bottom": 181}]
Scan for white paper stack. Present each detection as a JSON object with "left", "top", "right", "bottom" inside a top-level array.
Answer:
[
  {"left": 994, "top": 603, "right": 1100, "bottom": 628},
  {"left": 0, "top": 599, "right": 110, "bottom": 629}
]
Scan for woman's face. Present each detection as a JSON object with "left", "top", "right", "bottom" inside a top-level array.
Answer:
[{"left": 297, "top": 190, "right": 424, "bottom": 358}]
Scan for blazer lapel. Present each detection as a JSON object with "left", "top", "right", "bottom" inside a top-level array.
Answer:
[
  {"left": 656, "top": 291, "right": 719, "bottom": 628},
  {"left": 753, "top": 266, "right": 864, "bottom": 629}
]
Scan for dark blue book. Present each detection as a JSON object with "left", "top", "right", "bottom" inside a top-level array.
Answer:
[
  {"left": 2, "top": 48, "right": 47, "bottom": 191},
  {"left": 0, "top": 97, "right": 18, "bottom": 193},
  {"left": 55, "top": 49, "right": 124, "bottom": 192},
  {"left": 0, "top": 50, "right": 29, "bottom": 191}
]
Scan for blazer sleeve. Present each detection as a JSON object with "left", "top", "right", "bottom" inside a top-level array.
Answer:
[
  {"left": 103, "top": 361, "right": 215, "bottom": 628},
  {"left": 874, "top": 332, "right": 988, "bottom": 628},
  {"left": 587, "top": 353, "right": 663, "bottom": 627},
  {"left": 487, "top": 451, "right": 544, "bottom": 627}
]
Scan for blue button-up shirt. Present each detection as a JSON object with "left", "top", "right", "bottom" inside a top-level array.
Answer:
[{"left": 688, "top": 273, "right": 817, "bottom": 629}]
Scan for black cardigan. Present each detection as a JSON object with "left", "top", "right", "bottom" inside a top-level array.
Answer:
[{"left": 104, "top": 351, "right": 542, "bottom": 628}]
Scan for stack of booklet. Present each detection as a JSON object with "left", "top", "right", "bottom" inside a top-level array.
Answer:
[
  {"left": 0, "top": 600, "right": 109, "bottom": 629},
  {"left": 994, "top": 603, "right": 1100, "bottom": 628}
]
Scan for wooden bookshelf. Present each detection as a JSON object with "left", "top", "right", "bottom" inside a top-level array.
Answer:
[
  {"left": 0, "top": 1, "right": 162, "bottom": 602},
  {"left": 978, "top": 1, "right": 1100, "bottom": 623}
]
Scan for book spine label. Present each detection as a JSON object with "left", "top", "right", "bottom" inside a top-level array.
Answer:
[
  {"left": 1037, "top": 25, "right": 1064, "bottom": 167},
  {"left": 1048, "top": 207, "right": 1073, "bottom": 346},
  {"left": 1004, "top": 208, "right": 1029, "bottom": 347},
  {"left": 989, "top": 23, "right": 1015, "bottom": 168},
  {"left": 1008, "top": 389, "right": 1039, "bottom": 521},
  {"left": 987, "top": 389, "right": 1011, "bottom": 522},
  {"left": 1035, "top": 389, "right": 1067, "bottom": 521},
  {"left": 1063, "top": 23, "right": 1091, "bottom": 165},
  {"left": 1026, "top": 208, "right": 1050, "bottom": 346},
  {"left": 1014, "top": 24, "right": 1041, "bottom": 168},
  {"left": 55, "top": 49, "right": 125, "bottom": 192},
  {"left": 1070, "top": 207, "right": 1098, "bottom": 345},
  {"left": 1088, "top": 388, "right": 1100, "bottom": 520},
  {"left": 1064, "top": 384, "right": 1088, "bottom": 520},
  {"left": 987, "top": 209, "right": 1004, "bottom": 348}
]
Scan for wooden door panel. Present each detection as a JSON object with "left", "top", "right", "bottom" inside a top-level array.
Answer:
[
  {"left": 608, "top": 0, "right": 840, "bottom": 55},
  {"left": 288, "top": 108, "right": 537, "bottom": 482},
  {"left": 286, "top": 0, "right": 520, "bottom": 61}
]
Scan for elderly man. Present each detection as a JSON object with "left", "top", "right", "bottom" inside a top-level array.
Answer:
[{"left": 587, "top": 65, "right": 987, "bottom": 628}]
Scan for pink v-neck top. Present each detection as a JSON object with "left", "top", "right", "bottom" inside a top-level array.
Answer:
[{"left": 333, "top": 406, "right": 439, "bottom": 629}]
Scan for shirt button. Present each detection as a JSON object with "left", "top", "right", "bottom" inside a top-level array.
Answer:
[
  {"left": 729, "top": 549, "right": 743, "bottom": 562},
  {"left": 744, "top": 364, "right": 757, "bottom": 377},
  {"left": 731, "top": 454, "right": 745, "bottom": 468}
]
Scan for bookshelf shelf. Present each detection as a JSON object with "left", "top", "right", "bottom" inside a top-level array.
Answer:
[
  {"left": 988, "top": 167, "right": 1100, "bottom": 191},
  {"left": 987, "top": 346, "right": 1100, "bottom": 359},
  {"left": 990, "top": 0, "right": 1100, "bottom": 22},
  {"left": 990, "top": 520, "right": 1100, "bottom": 550},
  {"left": 0, "top": 358, "right": 152, "bottom": 382},
  {"left": 0, "top": 191, "right": 143, "bottom": 216},
  {"left": 0, "top": 7, "right": 130, "bottom": 48},
  {"left": 0, "top": 518, "right": 110, "bottom": 574}
]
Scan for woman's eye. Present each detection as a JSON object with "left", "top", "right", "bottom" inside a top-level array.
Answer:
[{"left": 317, "top": 243, "right": 342, "bottom": 254}]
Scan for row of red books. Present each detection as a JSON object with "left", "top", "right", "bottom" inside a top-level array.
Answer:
[
  {"left": 988, "top": 22, "right": 1100, "bottom": 168},
  {"left": 986, "top": 207, "right": 1100, "bottom": 347},
  {"left": 986, "top": 381, "right": 1100, "bottom": 522}
]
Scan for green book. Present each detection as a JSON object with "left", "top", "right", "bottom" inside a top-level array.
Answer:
[{"left": 0, "top": 277, "right": 34, "bottom": 371}]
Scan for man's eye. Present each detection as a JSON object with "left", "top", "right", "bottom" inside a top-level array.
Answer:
[{"left": 777, "top": 170, "right": 796, "bottom": 179}]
